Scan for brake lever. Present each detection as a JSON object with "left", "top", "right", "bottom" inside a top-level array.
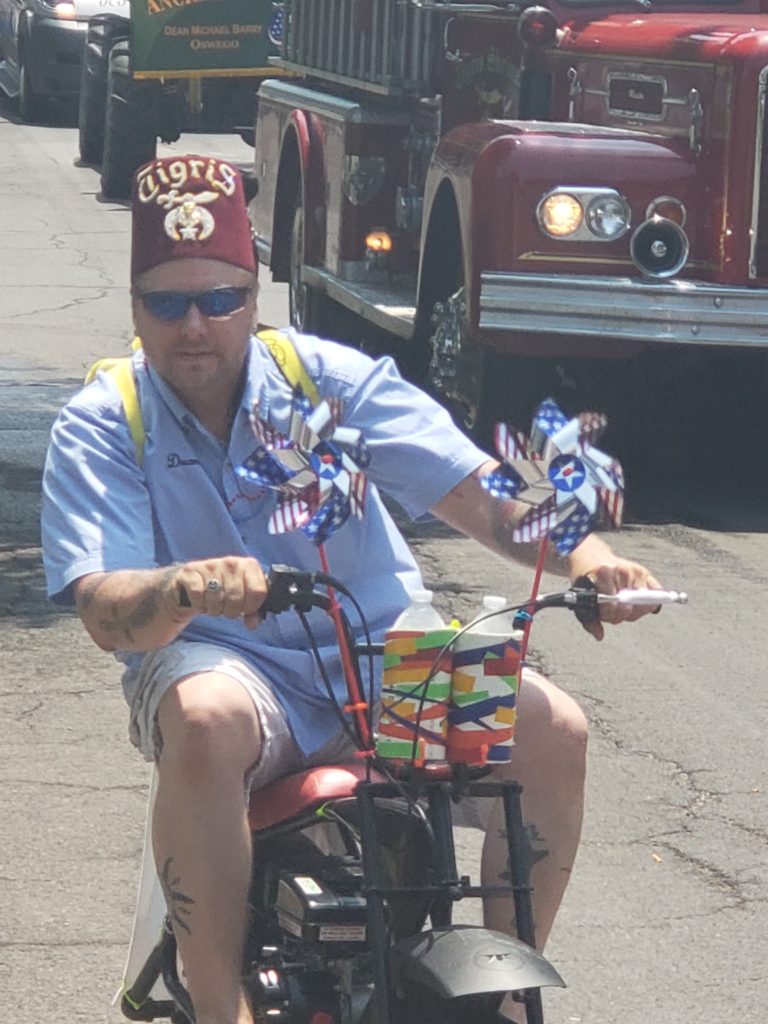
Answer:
[
  {"left": 260, "top": 565, "right": 330, "bottom": 615},
  {"left": 570, "top": 574, "right": 599, "bottom": 625},
  {"left": 176, "top": 565, "right": 330, "bottom": 615}
]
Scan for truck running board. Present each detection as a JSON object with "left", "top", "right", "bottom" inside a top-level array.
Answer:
[{"left": 303, "top": 266, "right": 416, "bottom": 339}]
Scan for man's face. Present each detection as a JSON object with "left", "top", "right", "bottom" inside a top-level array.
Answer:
[{"left": 132, "top": 258, "right": 258, "bottom": 409}]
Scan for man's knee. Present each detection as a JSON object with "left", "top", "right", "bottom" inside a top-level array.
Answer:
[
  {"left": 155, "top": 672, "right": 262, "bottom": 776},
  {"left": 515, "top": 672, "right": 588, "bottom": 771}
]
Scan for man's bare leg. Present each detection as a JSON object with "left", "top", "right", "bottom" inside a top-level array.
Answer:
[
  {"left": 153, "top": 673, "right": 262, "bottom": 1024},
  {"left": 480, "top": 672, "right": 588, "bottom": 1022}
]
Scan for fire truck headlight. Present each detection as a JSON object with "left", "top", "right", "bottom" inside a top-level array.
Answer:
[
  {"left": 537, "top": 192, "right": 583, "bottom": 238},
  {"left": 586, "top": 195, "right": 631, "bottom": 240}
]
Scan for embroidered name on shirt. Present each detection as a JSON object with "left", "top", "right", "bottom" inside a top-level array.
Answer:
[{"left": 167, "top": 453, "right": 200, "bottom": 468}]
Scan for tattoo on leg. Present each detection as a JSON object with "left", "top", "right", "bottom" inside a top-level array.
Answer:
[
  {"left": 160, "top": 857, "right": 195, "bottom": 936},
  {"left": 497, "top": 822, "right": 550, "bottom": 882}
]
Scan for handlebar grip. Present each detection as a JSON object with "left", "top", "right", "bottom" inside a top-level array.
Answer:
[{"left": 606, "top": 588, "right": 688, "bottom": 606}]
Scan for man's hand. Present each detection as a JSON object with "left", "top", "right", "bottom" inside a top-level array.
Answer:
[
  {"left": 75, "top": 557, "right": 269, "bottom": 652},
  {"left": 171, "top": 557, "right": 268, "bottom": 630},
  {"left": 572, "top": 558, "right": 663, "bottom": 641}
]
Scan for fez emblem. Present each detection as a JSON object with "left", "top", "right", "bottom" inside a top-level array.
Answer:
[{"left": 157, "top": 189, "right": 219, "bottom": 242}]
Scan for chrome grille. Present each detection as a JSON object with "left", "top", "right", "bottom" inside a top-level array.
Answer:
[{"left": 281, "top": 0, "right": 439, "bottom": 95}]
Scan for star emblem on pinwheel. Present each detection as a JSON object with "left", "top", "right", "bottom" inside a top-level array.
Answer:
[
  {"left": 236, "top": 389, "right": 369, "bottom": 545},
  {"left": 481, "top": 398, "right": 624, "bottom": 554}
]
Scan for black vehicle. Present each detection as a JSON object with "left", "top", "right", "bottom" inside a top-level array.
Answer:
[{"left": 0, "top": 0, "right": 112, "bottom": 120}]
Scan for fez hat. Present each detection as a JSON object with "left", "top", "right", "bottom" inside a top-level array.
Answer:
[{"left": 131, "top": 154, "right": 257, "bottom": 280}]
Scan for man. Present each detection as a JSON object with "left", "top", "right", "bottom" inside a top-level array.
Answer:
[{"left": 42, "top": 154, "right": 660, "bottom": 1024}]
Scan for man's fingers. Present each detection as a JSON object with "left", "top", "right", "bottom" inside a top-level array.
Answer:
[{"left": 170, "top": 558, "right": 266, "bottom": 622}]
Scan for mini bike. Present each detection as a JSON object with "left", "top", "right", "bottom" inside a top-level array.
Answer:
[{"left": 118, "top": 567, "right": 685, "bottom": 1024}]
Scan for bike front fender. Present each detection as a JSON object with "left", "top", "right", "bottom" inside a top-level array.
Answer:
[{"left": 392, "top": 925, "right": 565, "bottom": 998}]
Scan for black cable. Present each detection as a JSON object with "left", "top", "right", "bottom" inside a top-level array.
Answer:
[{"left": 297, "top": 609, "right": 364, "bottom": 752}]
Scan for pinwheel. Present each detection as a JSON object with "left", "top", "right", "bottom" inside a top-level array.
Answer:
[
  {"left": 236, "top": 390, "right": 369, "bottom": 545},
  {"left": 481, "top": 397, "right": 624, "bottom": 554}
]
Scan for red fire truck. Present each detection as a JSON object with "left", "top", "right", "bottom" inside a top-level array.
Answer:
[{"left": 250, "top": 0, "right": 768, "bottom": 435}]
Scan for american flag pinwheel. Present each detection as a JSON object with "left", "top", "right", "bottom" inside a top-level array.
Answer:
[
  {"left": 481, "top": 397, "right": 624, "bottom": 554},
  {"left": 236, "top": 389, "right": 369, "bottom": 546}
]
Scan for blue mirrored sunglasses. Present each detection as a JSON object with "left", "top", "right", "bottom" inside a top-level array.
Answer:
[{"left": 138, "top": 287, "right": 252, "bottom": 322}]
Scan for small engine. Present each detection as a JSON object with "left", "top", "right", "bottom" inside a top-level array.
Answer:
[{"left": 274, "top": 872, "right": 368, "bottom": 945}]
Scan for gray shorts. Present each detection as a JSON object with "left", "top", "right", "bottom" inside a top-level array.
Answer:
[
  {"left": 128, "top": 639, "right": 361, "bottom": 791},
  {"left": 127, "top": 638, "right": 537, "bottom": 829}
]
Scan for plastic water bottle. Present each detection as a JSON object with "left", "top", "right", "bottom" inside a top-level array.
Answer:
[
  {"left": 379, "top": 589, "right": 452, "bottom": 762},
  {"left": 465, "top": 595, "right": 521, "bottom": 639},
  {"left": 448, "top": 594, "right": 521, "bottom": 765},
  {"left": 391, "top": 588, "right": 446, "bottom": 631}
]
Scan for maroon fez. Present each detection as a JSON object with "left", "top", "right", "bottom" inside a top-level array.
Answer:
[{"left": 131, "top": 154, "right": 257, "bottom": 280}]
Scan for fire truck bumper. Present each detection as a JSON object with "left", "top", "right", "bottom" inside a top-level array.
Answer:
[{"left": 479, "top": 273, "right": 768, "bottom": 348}]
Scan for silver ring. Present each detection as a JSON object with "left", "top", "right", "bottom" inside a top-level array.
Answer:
[{"left": 206, "top": 579, "right": 221, "bottom": 593}]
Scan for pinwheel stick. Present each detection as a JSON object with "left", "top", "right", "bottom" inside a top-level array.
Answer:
[{"left": 317, "top": 544, "right": 374, "bottom": 755}]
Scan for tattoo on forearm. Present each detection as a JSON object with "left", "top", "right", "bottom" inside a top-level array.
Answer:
[
  {"left": 97, "top": 589, "right": 160, "bottom": 643},
  {"left": 87, "top": 568, "right": 178, "bottom": 643},
  {"left": 497, "top": 822, "right": 550, "bottom": 882},
  {"left": 160, "top": 857, "right": 195, "bottom": 936}
]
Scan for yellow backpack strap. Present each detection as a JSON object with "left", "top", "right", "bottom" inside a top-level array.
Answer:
[
  {"left": 84, "top": 341, "right": 146, "bottom": 465},
  {"left": 257, "top": 328, "right": 320, "bottom": 408}
]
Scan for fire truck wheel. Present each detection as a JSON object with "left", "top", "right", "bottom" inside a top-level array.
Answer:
[
  {"left": 100, "top": 40, "right": 157, "bottom": 201},
  {"left": 419, "top": 284, "right": 552, "bottom": 443},
  {"left": 289, "top": 203, "right": 326, "bottom": 333},
  {"left": 288, "top": 203, "right": 376, "bottom": 350},
  {"left": 78, "top": 16, "right": 126, "bottom": 165}
]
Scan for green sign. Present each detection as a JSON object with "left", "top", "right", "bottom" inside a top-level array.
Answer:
[{"left": 130, "top": 0, "right": 279, "bottom": 78}]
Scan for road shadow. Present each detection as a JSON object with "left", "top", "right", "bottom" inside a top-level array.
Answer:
[
  {"left": 0, "top": 90, "right": 77, "bottom": 128},
  {"left": 0, "top": 545, "right": 72, "bottom": 627}
]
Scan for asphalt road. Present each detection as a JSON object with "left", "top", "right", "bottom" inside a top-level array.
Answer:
[{"left": 1, "top": 105, "right": 766, "bottom": 1024}]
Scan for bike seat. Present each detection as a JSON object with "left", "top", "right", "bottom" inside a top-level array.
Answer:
[{"left": 248, "top": 763, "right": 387, "bottom": 835}]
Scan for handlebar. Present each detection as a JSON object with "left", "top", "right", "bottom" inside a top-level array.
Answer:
[
  {"left": 260, "top": 566, "right": 687, "bottom": 624},
  {"left": 178, "top": 565, "right": 687, "bottom": 624}
]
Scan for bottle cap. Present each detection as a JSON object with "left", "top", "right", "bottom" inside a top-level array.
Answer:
[
  {"left": 482, "top": 595, "right": 507, "bottom": 612},
  {"left": 410, "top": 589, "right": 434, "bottom": 603}
]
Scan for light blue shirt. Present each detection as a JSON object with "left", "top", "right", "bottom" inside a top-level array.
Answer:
[{"left": 42, "top": 330, "right": 488, "bottom": 753}]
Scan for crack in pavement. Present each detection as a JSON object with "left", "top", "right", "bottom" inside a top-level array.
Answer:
[
  {"left": 568, "top": 686, "right": 763, "bottom": 903},
  {"left": 2, "top": 779, "right": 147, "bottom": 794},
  {"left": 2, "top": 287, "right": 109, "bottom": 321}
]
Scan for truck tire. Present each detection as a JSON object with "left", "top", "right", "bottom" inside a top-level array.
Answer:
[
  {"left": 289, "top": 203, "right": 329, "bottom": 334},
  {"left": 18, "top": 44, "right": 43, "bottom": 123},
  {"left": 288, "top": 203, "right": 383, "bottom": 350},
  {"left": 419, "top": 260, "right": 545, "bottom": 442},
  {"left": 100, "top": 40, "right": 157, "bottom": 201},
  {"left": 78, "top": 16, "right": 126, "bottom": 164}
]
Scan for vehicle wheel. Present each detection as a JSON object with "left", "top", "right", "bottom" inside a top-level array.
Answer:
[
  {"left": 101, "top": 40, "right": 157, "bottom": 200},
  {"left": 288, "top": 202, "right": 369, "bottom": 346},
  {"left": 78, "top": 17, "right": 125, "bottom": 164},
  {"left": 289, "top": 202, "right": 322, "bottom": 333},
  {"left": 414, "top": 248, "right": 555, "bottom": 444},
  {"left": 18, "top": 45, "right": 43, "bottom": 123}
]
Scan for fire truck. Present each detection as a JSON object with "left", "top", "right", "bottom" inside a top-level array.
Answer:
[{"left": 250, "top": 0, "right": 768, "bottom": 435}]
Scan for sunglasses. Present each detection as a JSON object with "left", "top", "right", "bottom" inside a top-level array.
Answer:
[{"left": 138, "top": 286, "right": 252, "bottom": 322}]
